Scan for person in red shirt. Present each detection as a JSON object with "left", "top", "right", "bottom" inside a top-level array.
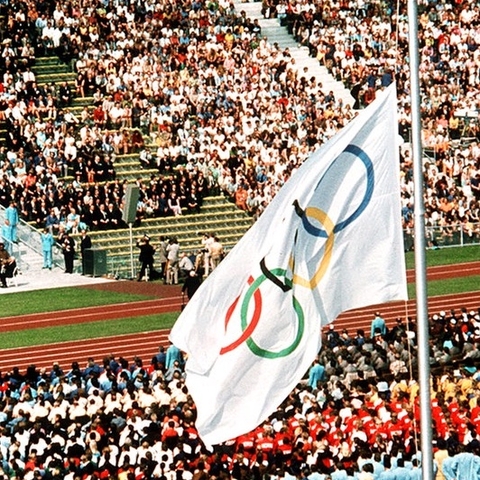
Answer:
[
  {"left": 93, "top": 104, "right": 106, "bottom": 129},
  {"left": 235, "top": 431, "right": 256, "bottom": 461},
  {"left": 161, "top": 420, "right": 179, "bottom": 450},
  {"left": 273, "top": 425, "right": 291, "bottom": 447},
  {"left": 308, "top": 414, "right": 327, "bottom": 440},
  {"left": 383, "top": 412, "right": 405, "bottom": 442},
  {"left": 256, "top": 431, "right": 276, "bottom": 463},
  {"left": 275, "top": 436, "right": 293, "bottom": 468}
]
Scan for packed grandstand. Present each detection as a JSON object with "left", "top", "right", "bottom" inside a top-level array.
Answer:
[
  {"left": 0, "top": 0, "right": 479, "bottom": 237},
  {"left": 1, "top": 0, "right": 480, "bottom": 478}
]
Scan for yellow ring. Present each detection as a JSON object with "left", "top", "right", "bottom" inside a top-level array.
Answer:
[{"left": 289, "top": 207, "right": 335, "bottom": 289}]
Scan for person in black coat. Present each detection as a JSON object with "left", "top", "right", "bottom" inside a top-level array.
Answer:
[
  {"left": 60, "top": 231, "right": 76, "bottom": 273},
  {"left": 80, "top": 229, "right": 92, "bottom": 275},
  {"left": 181, "top": 269, "right": 202, "bottom": 301},
  {"left": 136, "top": 234, "right": 155, "bottom": 281}
]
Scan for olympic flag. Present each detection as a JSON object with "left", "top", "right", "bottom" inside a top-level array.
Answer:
[{"left": 169, "top": 83, "right": 408, "bottom": 446}]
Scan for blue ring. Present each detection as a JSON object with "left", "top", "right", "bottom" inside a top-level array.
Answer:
[{"left": 301, "top": 144, "right": 374, "bottom": 238}]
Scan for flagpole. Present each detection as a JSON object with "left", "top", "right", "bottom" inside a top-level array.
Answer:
[{"left": 407, "top": 0, "right": 434, "bottom": 478}]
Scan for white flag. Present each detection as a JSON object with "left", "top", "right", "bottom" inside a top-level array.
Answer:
[{"left": 169, "top": 84, "right": 408, "bottom": 447}]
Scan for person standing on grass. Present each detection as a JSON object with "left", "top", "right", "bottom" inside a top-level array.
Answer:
[
  {"left": 209, "top": 236, "right": 225, "bottom": 271},
  {"left": 165, "top": 237, "right": 180, "bottom": 282},
  {"left": 136, "top": 234, "right": 155, "bottom": 281},
  {"left": 157, "top": 235, "right": 168, "bottom": 281},
  {"left": 80, "top": 229, "right": 92, "bottom": 275}
]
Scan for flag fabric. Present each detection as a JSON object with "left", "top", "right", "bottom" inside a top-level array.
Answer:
[{"left": 169, "top": 83, "right": 408, "bottom": 447}]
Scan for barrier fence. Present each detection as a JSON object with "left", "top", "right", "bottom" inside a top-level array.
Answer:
[{"left": 404, "top": 222, "right": 480, "bottom": 251}]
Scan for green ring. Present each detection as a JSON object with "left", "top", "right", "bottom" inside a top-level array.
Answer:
[{"left": 241, "top": 268, "right": 305, "bottom": 358}]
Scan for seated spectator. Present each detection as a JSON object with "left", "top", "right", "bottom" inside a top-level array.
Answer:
[
  {"left": 65, "top": 207, "right": 80, "bottom": 233},
  {"left": 167, "top": 192, "right": 182, "bottom": 217},
  {"left": 106, "top": 203, "right": 125, "bottom": 230},
  {"left": 130, "top": 130, "right": 144, "bottom": 153}
]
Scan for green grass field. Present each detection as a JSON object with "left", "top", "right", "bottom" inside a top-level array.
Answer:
[
  {"left": 2, "top": 289, "right": 155, "bottom": 317},
  {"left": 0, "top": 314, "right": 178, "bottom": 349},
  {"left": 0, "top": 245, "right": 478, "bottom": 348},
  {"left": 404, "top": 244, "right": 480, "bottom": 269}
]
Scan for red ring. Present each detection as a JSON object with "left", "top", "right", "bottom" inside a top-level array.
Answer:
[{"left": 220, "top": 276, "right": 262, "bottom": 355}]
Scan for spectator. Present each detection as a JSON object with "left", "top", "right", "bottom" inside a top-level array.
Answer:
[
  {"left": 166, "top": 237, "right": 180, "bottom": 276},
  {"left": 208, "top": 236, "right": 225, "bottom": 271},
  {"left": 182, "top": 269, "right": 202, "bottom": 301},
  {"left": 79, "top": 228, "right": 92, "bottom": 276},
  {"left": 59, "top": 230, "right": 75, "bottom": 274},
  {"left": 167, "top": 192, "right": 182, "bottom": 217},
  {"left": 0, "top": 240, "right": 16, "bottom": 288},
  {"left": 4, "top": 200, "right": 19, "bottom": 243},
  {"left": 307, "top": 357, "right": 325, "bottom": 389},
  {"left": 371, "top": 311, "right": 387, "bottom": 339},
  {"left": 178, "top": 252, "right": 194, "bottom": 280},
  {"left": 40, "top": 227, "right": 55, "bottom": 270}
]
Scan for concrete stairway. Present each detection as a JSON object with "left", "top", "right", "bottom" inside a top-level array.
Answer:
[{"left": 233, "top": 0, "right": 354, "bottom": 106}]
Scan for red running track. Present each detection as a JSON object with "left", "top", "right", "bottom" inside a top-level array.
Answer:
[
  {"left": 0, "top": 296, "right": 184, "bottom": 333},
  {"left": 0, "top": 262, "right": 479, "bottom": 373},
  {"left": 405, "top": 261, "right": 480, "bottom": 282}
]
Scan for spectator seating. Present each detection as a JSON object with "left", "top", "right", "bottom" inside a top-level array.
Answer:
[{"left": 10, "top": 54, "right": 254, "bottom": 278}]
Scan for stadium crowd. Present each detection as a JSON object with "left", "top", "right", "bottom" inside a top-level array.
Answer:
[
  {"left": 0, "top": 309, "right": 480, "bottom": 479},
  {"left": 0, "top": 0, "right": 479, "bottom": 239}
]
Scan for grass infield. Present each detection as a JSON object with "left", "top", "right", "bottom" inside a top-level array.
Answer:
[{"left": 0, "top": 314, "right": 178, "bottom": 349}]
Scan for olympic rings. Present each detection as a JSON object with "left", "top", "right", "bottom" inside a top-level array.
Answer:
[
  {"left": 289, "top": 206, "right": 335, "bottom": 290},
  {"left": 220, "top": 276, "right": 261, "bottom": 355},
  {"left": 220, "top": 144, "right": 374, "bottom": 358}
]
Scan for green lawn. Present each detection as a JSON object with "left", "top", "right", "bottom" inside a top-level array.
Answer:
[
  {"left": 407, "top": 275, "right": 480, "bottom": 299},
  {"left": 0, "top": 245, "right": 478, "bottom": 349},
  {"left": 404, "top": 244, "right": 480, "bottom": 269},
  {"left": 1, "top": 288, "right": 155, "bottom": 317}
]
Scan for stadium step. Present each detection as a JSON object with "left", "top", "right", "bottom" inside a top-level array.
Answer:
[
  {"left": 32, "top": 63, "right": 72, "bottom": 75},
  {"left": 35, "top": 72, "right": 77, "bottom": 84},
  {"left": 72, "top": 96, "right": 95, "bottom": 107},
  {"left": 35, "top": 56, "right": 64, "bottom": 66}
]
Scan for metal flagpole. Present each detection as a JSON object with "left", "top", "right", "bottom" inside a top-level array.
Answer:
[
  {"left": 129, "top": 222, "right": 135, "bottom": 280},
  {"left": 407, "top": 0, "right": 434, "bottom": 478}
]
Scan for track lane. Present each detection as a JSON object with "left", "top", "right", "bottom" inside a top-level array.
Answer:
[
  {"left": 406, "top": 262, "right": 480, "bottom": 282},
  {"left": 0, "top": 297, "right": 183, "bottom": 332}
]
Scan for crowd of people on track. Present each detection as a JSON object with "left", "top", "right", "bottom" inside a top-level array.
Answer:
[
  {"left": 0, "top": 0, "right": 479, "bottom": 241},
  {"left": 0, "top": 308, "right": 480, "bottom": 479}
]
